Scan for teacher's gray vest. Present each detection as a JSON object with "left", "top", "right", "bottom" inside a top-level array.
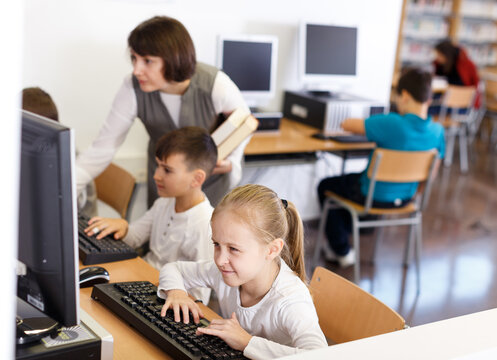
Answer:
[{"left": 133, "top": 62, "right": 230, "bottom": 207}]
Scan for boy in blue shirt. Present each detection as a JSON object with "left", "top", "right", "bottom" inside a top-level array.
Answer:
[{"left": 317, "top": 68, "right": 445, "bottom": 267}]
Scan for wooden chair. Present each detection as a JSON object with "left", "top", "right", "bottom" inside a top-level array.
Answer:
[
  {"left": 313, "top": 148, "right": 440, "bottom": 290},
  {"left": 309, "top": 266, "right": 405, "bottom": 344},
  {"left": 94, "top": 163, "right": 137, "bottom": 221},
  {"left": 482, "top": 76, "right": 497, "bottom": 146},
  {"left": 436, "top": 85, "right": 477, "bottom": 173}
]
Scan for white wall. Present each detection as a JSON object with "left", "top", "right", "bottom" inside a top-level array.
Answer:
[{"left": 22, "top": 0, "right": 402, "bottom": 176}]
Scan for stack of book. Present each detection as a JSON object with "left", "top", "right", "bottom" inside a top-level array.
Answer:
[{"left": 211, "top": 108, "right": 259, "bottom": 160}]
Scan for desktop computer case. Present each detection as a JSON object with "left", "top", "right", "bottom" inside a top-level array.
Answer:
[
  {"left": 16, "top": 310, "right": 112, "bottom": 360},
  {"left": 283, "top": 91, "right": 387, "bottom": 132}
]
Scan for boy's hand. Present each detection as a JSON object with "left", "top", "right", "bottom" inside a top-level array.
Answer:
[
  {"left": 161, "top": 289, "right": 204, "bottom": 324},
  {"left": 196, "top": 312, "right": 252, "bottom": 351},
  {"left": 84, "top": 216, "right": 128, "bottom": 240},
  {"left": 212, "top": 159, "right": 232, "bottom": 175}
]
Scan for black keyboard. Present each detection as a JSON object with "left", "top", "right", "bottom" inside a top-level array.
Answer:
[
  {"left": 78, "top": 215, "right": 137, "bottom": 265},
  {"left": 91, "top": 281, "right": 247, "bottom": 360}
]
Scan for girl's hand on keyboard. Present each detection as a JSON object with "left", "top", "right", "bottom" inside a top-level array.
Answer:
[
  {"left": 84, "top": 217, "right": 129, "bottom": 240},
  {"left": 196, "top": 312, "right": 251, "bottom": 351},
  {"left": 161, "top": 289, "right": 204, "bottom": 324}
]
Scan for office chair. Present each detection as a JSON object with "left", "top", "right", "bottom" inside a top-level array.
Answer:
[
  {"left": 309, "top": 266, "right": 405, "bottom": 344},
  {"left": 313, "top": 148, "right": 440, "bottom": 290},
  {"left": 436, "top": 85, "right": 477, "bottom": 173},
  {"left": 94, "top": 162, "right": 137, "bottom": 221}
]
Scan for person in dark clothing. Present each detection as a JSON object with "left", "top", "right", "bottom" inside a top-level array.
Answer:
[{"left": 433, "top": 40, "right": 480, "bottom": 108}]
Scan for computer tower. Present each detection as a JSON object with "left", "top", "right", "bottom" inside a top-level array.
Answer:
[
  {"left": 282, "top": 91, "right": 388, "bottom": 132},
  {"left": 16, "top": 309, "right": 113, "bottom": 360}
]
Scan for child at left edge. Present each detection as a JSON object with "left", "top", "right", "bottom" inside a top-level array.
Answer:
[{"left": 157, "top": 184, "right": 327, "bottom": 359}]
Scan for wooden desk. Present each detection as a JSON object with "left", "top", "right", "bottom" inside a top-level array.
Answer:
[
  {"left": 244, "top": 118, "right": 374, "bottom": 156},
  {"left": 79, "top": 258, "right": 220, "bottom": 360}
]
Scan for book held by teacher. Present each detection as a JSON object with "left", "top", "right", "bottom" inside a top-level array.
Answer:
[{"left": 211, "top": 108, "right": 259, "bottom": 160}]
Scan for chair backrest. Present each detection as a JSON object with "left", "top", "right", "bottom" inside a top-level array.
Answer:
[
  {"left": 365, "top": 148, "right": 439, "bottom": 211},
  {"left": 441, "top": 85, "right": 477, "bottom": 109},
  {"left": 438, "top": 85, "right": 477, "bottom": 125},
  {"left": 367, "top": 148, "right": 438, "bottom": 183},
  {"left": 484, "top": 77, "right": 497, "bottom": 108},
  {"left": 94, "top": 163, "right": 137, "bottom": 220},
  {"left": 309, "top": 266, "right": 405, "bottom": 344}
]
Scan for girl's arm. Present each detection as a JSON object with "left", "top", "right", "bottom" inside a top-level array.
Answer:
[
  {"left": 182, "top": 221, "right": 214, "bottom": 305},
  {"left": 161, "top": 289, "right": 204, "bottom": 324},
  {"left": 244, "top": 301, "right": 328, "bottom": 359},
  {"left": 157, "top": 260, "right": 218, "bottom": 323},
  {"left": 196, "top": 298, "right": 327, "bottom": 358},
  {"left": 76, "top": 76, "right": 137, "bottom": 195}
]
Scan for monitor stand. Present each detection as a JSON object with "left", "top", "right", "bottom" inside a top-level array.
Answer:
[{"left": 16, "top": 297, "right": 60, "bottom": 345}]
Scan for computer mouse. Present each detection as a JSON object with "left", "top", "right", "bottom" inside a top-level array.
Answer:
[{"left": 79, "top": 266, "right": 110, "bottom": 288}]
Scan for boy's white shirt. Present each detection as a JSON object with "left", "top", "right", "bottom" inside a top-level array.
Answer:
[
  {"left": 157, "top": 259, "right": 327, "bottom": 360},
  {"left": 124, "top": 195, "right": 214, "bottom": 304}
]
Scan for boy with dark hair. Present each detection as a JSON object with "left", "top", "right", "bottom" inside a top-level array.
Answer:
[
  {"left": 85, "top": 126, "right": 217, "bottom": 304},
  {"left": 317, "top": 68, "right": 445, "bottom": 267}
]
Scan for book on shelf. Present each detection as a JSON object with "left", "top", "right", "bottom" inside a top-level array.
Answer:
[{"left": 211, "top": 108, "right": 259, "bottom": 160}]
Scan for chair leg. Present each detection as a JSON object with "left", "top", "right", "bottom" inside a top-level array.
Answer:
[
  {"left": 351, "top": 213, "right": 360, "bottom": 284},
  {"left": 371, "top": 222, "right": 384, "bottom": 265},
  {"left": 414, "top": 218, "right": 422, "bottom": 293},
  {"left": 403, "top": 224, "right": 415, "bottom": 267},
  {"left": 444, "top": 130, "right": 455, "bottom": 167},
  {"left": 459, "top": 127, "right": 469, "bottom": 173},
  {"left": 313, "top": 200, "right": 331, "bottom": 268},
  {"left": 490, "top": 118, "right": 497, "bottom": 144}
]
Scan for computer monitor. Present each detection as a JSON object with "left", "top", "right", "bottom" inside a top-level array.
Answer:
[
  {"left": 17, "top": 110, "right": 79, "bottom": 328},
  {"left": 217, "top": 34, "right": 278, "bottom": 109},
  {"left": 299, "top": 21, "right": 358, "bottom": 94}
]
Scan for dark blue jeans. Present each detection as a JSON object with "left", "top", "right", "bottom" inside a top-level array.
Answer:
[{"left": 317, "top": 173, "right": 410, "bottom": 256}]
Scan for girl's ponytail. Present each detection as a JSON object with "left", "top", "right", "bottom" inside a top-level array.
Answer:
[{"left": 280, "top": 201, "right": 306, "bottom": 283}]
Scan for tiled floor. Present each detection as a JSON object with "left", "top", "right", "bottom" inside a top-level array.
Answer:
[{"left": 307, "top": 138, "right": 497, "bottom": 326}]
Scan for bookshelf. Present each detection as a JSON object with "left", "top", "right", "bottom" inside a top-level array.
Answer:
[{"left": 394, "top": 0, "right": 497, "bottom": 77}]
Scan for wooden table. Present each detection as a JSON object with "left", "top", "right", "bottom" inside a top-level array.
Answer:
[
  {"left": 79, "top": 258, "right": 221, "bottom": 360},
  {"left": 244, "top": 118, "right": 374, "bottom": 175},
  {"left": 244, "top": 118, "right": 374, "bottom": 156}
]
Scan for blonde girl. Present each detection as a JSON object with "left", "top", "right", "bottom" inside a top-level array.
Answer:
[{"left": 158, "top": 184, "right": 327, "bottom": 359}]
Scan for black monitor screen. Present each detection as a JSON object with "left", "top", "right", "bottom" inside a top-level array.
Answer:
[
  {"left": 222, "top": 40, "right": 273, "bottom": 91},
  {"left": 305, "top": 24, "right": 357, "bottom": 76},
  {"left": 17, "top": 110, "right": 79, "bottom": 327}
]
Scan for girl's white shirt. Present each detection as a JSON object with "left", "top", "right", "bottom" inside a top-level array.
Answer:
[{"left": 158, "top": 259, "right": 328, "bottom": 360}]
